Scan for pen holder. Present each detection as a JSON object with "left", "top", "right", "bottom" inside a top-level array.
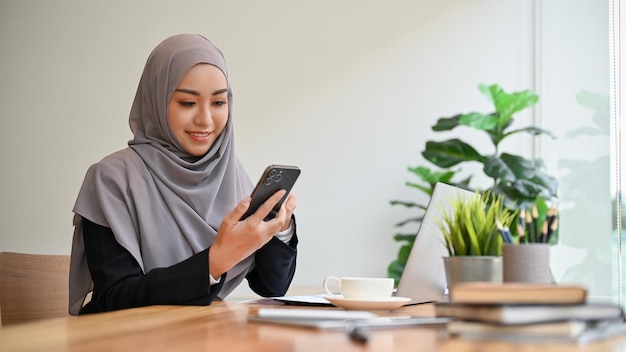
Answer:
[
  {"left": 443, "top": 256, "right": 503, "bottom": 290},
  {"left": 503, "top": 244, "right": 551, "bottom": 284}
]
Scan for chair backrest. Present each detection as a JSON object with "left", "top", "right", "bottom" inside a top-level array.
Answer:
[{"left": 0, "top": 252, "right": 70, "bottom": 326}]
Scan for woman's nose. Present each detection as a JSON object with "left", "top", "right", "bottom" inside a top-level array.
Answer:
[{"left": 194, "top": 104, "right": 213, "bottom": 126}]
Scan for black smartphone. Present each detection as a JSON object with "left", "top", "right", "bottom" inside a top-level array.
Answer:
[{"left": 241, "top": 165, "right": 301, "bottom": 221}]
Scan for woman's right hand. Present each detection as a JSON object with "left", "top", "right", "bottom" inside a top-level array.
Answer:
[{"left": 208, "top": 190, "right": 290, "bottom": 278}]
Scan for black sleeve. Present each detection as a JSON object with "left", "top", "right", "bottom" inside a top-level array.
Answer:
[
  {"left": 80, "top": 218, "right": 224, "bottom": 314},
  {"left": 246, "top": 217, "right": 298, "bottom": 297}
]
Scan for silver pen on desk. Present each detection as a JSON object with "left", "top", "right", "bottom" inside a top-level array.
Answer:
[{"left": 347, "top": 323, "right": 369, "bottom": 344}]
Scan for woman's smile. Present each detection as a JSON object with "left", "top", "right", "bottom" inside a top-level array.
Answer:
[{"left": 187, "top": 131, "right": 212, "bottom": 141}]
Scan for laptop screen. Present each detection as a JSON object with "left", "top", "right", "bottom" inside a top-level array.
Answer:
[{"left": 395, "top": 182, "right": 478, "bottom": 304}]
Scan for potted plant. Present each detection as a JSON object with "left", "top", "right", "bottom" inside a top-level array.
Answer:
[
  {"left": 438, "top": 191, "right": 517, "bottom": 287},
  {"left": 388, "top": 83, "right": 559, "bottom": 285}
]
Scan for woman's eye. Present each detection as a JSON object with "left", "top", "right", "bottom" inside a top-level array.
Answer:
[
  {"left": 180, "top": 101, "right": 195, "bottom": 107},
  {"left": 213, "top": 100, "right": 227, "bottom": 106}
]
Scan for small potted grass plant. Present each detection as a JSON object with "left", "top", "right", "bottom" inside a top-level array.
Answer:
[{"left": 438, "top": 191, "right": 517, "bottom": 289}]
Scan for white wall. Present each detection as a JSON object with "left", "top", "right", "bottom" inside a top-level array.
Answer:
[{"left": 0, "top": 0, "right": 535, "bottom": 294}]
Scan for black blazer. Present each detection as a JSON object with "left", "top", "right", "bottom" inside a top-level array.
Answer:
[{"left": 80, "top": 218, "right": 298, "bottom": 314}]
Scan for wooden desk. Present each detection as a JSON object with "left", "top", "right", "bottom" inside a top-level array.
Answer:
[{"left": 1, "top": 301, "right": 625, "bottom": 352}]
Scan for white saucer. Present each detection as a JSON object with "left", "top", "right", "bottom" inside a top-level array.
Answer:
[{"left": 325, "top": 295, "right": 411, "bottom": 310}]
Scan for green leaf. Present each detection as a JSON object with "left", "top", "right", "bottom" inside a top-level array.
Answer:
[
  {"left": 504, "top": 126, "right": 556, "bottom": 139},
  {"left": 478, "top": 83, "right": 495, "bottom": 104},
  {"left": 486, "top": 154, "right": 557, "bottom": 199},
  {"left": 408, "top": 166, "right": 457, "bottom": 186},
  {"left": 389, "top": 200, "right": 423, "bottom": 209},
  {"left": 393, "top": 233, "right": 417, "bottom": 243},
  {"left": 432, "top": 114, "right": 462, "bottom": 131},
  {"left": 405, "top": 182, "right": 432, "bottom": 195},
  {"left": 528, "top": 169, "right": 559, "bottom": 197},
  {"left": 463, "top": 205, "right": 482, "bottom": 255},
  {"left": 491, "top": 183, "right": 535, "bottom": 209},
  {"left": 458, "top": 112, "right": 499, "bottom": 131},
  {"left": 394, "top": 216, "right": 424, "bottom": 227},
  {"left": 486, "top": 118, "right": 514, "bottom": 146},
  {"left": 387, "top": 260, "right": 405, "bottom": 287},
  {"left": 483, "top": 156, "right": 516, "bottom": 182},
  {"left": 502, "top": 153, "right": 541, "bottom": 178},
  {"left": 423, "top": 139, "right": 486, "bottom": 168},
  {"left": 488, "top": 84, "right": 539, "bottom": 126},
  {"left": 484, "top": 154, "right": 550, "bottom": 190},
  {"left": 496, "top": 180, "right": 547, "bottom": 209},
  {"left": 396, "top": 243, "right": 413, "bottom": 263}
]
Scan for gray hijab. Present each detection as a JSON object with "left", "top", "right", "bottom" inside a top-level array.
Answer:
[{"left": 69, "top": 34, "right": 254, "bottom": 315}]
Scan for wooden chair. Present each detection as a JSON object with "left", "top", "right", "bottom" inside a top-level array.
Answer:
[{"left": 0, "top": 252, "right": 70, "bottom": 326}]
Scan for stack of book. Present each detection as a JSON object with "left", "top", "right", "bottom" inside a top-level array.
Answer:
[{"left": 435, "top": 282, "right": 626, "bottom": 343}]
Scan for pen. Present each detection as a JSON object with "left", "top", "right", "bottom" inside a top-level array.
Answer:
[
  {"left": 519, "top": 209, "right": 526, "bottom": 231},
  {"left": 525, "top": 210, "right": 533, "bottom": 242},
  {"left": 517, "top": 209, "right": 526, "bottom": 243},
  {"left": 517, "top": 222, "right": 525, "bottom": 242},
  {"left": 347, "top": 324, "right": 369, "bottom": 344},
  {"left": 546, "top": 217, "right": 559, "bottom": 243},
  {"left": 495, "top": 219, "right": 513, "bottom": 244},
  {"left": 540, "top": 219, "right": 548, "bottom": 243},
  {"left": 532, "top": 206, "right": 539, "bottom": 242}
]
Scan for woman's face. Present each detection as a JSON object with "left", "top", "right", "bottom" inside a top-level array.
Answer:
[{"left": 168, "top": 63, "right": 229, "bottom": 157}]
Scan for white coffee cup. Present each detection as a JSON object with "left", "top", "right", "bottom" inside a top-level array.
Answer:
[{"left": 323, "top": 276, "right": 394, "bottom": 300}]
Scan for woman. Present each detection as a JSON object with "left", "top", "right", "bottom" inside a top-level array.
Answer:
[{"left": 69, "top": 34, "right": 298, "bottom": 315}]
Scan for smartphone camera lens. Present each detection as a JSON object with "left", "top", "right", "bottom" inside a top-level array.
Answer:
[
  {"left": 264, "top": 177, "right": 273, "bottom": 185},
  {"left": 274, "top": 174, "right": 282, "bottom": 182}
]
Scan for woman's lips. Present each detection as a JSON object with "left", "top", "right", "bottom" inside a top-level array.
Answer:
[{"left": 187, "top": 131, "right": 212, "bottom": 141}]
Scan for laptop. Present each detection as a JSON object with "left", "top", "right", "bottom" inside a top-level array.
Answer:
[{"left": 395, "top": 182, "right": 478, "bottom": 304}]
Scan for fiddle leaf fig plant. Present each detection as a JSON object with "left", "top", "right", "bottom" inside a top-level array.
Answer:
[
  {"left": 387, "top": 83, "right": 559, "bottom": 285},
  {"left": 424, "top": 84, "right": 558, "bottom": 208}
]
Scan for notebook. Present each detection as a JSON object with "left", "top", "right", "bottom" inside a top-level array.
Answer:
[
  {"left": 395, "top": 182, "right": 478, "bottom": 304},
  {"left": 447, "top": 282, "right": 587, "bottom": 305},
  {"left": 445, "top": 319, "right": 626, "bottom": 344},
  {"left": 248, "top": 308, "right": 450, "bottom": 329},
  {"left": 434, "top": 302, "right": 625, "bottom": 325}
]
